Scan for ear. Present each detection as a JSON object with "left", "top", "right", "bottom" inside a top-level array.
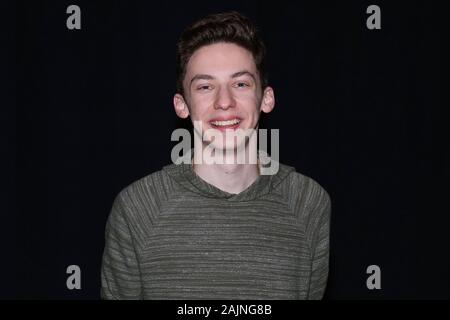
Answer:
[
  {"left": 260, "top": 87, "right": 275, "bottom": 114},
  {"left": 173, "top": 93, "right": 190, "bottom": 119}
]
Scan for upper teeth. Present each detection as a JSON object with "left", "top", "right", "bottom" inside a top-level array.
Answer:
[{"left": 211, "top": 119, "right": 241, "bottom": 126}]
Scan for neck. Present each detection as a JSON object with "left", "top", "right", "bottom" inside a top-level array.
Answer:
[{"left": 192, "top": 147, "right": 260, "bottom": 194}]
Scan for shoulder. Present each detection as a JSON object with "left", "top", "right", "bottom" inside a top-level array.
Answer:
[
  {"left": 277, "top": 164, "right": 331, "bottom": 224},
  {"left": 109, "top": 168, "right": 173, "bottom": 230},
  {"left": 117, "top": 168, "right": 172, "bottom": 206},
  {"left": 288, "top": 170, "right": 331, "bottom": 208},
  {"left": 280, "top": 168, "right": 331, "bottom": 245}
]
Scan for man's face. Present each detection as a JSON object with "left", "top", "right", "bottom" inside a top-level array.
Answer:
[{"left": 174, "top": 42, "right": 275, "bottom": 151}]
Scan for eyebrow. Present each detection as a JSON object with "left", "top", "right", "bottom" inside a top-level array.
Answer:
[
  {"left": 189, "top": 70, "right": 257, "bottom": 86},
  {"left": 231, "top": 70, "right": 256, "bottom": 82},
  {"left": 190, "top": 74, "right": 214, "bottom": 86}
]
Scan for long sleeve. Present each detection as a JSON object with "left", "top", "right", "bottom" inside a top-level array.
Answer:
[
  {"left": 307, "top": 191, "right": 331, "bottom": 300},
  {"left": 101, "top": 193, "right": 143, "bottom": 299}
]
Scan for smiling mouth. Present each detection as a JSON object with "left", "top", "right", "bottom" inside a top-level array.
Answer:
[{"left": 209, "top": 118, "right": 242, "bottom": 129}]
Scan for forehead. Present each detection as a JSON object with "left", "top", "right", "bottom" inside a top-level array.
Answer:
[{"left": 186, "top": 42, "right": 257, "bottom": 76}]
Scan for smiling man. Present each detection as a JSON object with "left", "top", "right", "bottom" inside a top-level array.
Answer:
[
  {"left": 174, "top": 40, "right": 276, "bottom": 193},
  {"left": 101, "top": 11, "right": 331, "bottom": 300}
]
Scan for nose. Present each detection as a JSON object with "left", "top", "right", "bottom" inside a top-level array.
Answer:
[{"left": 214, "top": 86, "right": 235, "bottom": 110}]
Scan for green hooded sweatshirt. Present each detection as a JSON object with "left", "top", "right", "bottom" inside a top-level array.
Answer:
[{"left": 101, "top": 159, "right": 331, "bottom": 300}]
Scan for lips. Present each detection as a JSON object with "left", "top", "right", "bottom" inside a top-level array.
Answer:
[{"left": 209, "top": 117, "right": 242, "bottom": 130}]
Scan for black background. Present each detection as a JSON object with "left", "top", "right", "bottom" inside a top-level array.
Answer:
[{"left": 6, "top": 0, "right": 447, "bottom": 299}]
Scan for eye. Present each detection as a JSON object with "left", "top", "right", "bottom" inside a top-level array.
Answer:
[
  {"left": 234, "top": 82, "right": 250, "bottom": 88},
  {"left": 197, "top": 85, "right": 213, "bottom": 91}
]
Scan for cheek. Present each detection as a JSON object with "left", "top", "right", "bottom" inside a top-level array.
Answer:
[
  {"left": 236, "top": 95, "right": 261, "bottom": 115},
  {"left": 237, "top": 88, "right": 261, "bottom": 104},
  {"left": 188, "top": 98, "right": 211, "bottom": 120}
]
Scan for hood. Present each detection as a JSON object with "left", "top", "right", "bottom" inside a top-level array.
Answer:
[{"left": 162, "top": 150, "right": 295, "bottom": 202}]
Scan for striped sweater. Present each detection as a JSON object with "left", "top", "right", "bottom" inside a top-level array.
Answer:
[{"left": 101, "top": 161, "right": 331, "bottom": 299}]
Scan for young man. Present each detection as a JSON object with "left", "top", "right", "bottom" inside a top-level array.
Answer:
[{"left": 101, "top": 11, "right": 331, "bottom": 300}]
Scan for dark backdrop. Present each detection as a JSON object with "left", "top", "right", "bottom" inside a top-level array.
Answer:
[{"left": 8, "top": 0, "right": 447, "bottom": 299}]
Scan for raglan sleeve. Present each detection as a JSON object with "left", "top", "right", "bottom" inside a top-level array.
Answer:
[
  {"left": 308, "top": 188, "right": 332, "bottom": 300},
  {"left": 101, "top": 192, "right": 143, "bottom": 299}
]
